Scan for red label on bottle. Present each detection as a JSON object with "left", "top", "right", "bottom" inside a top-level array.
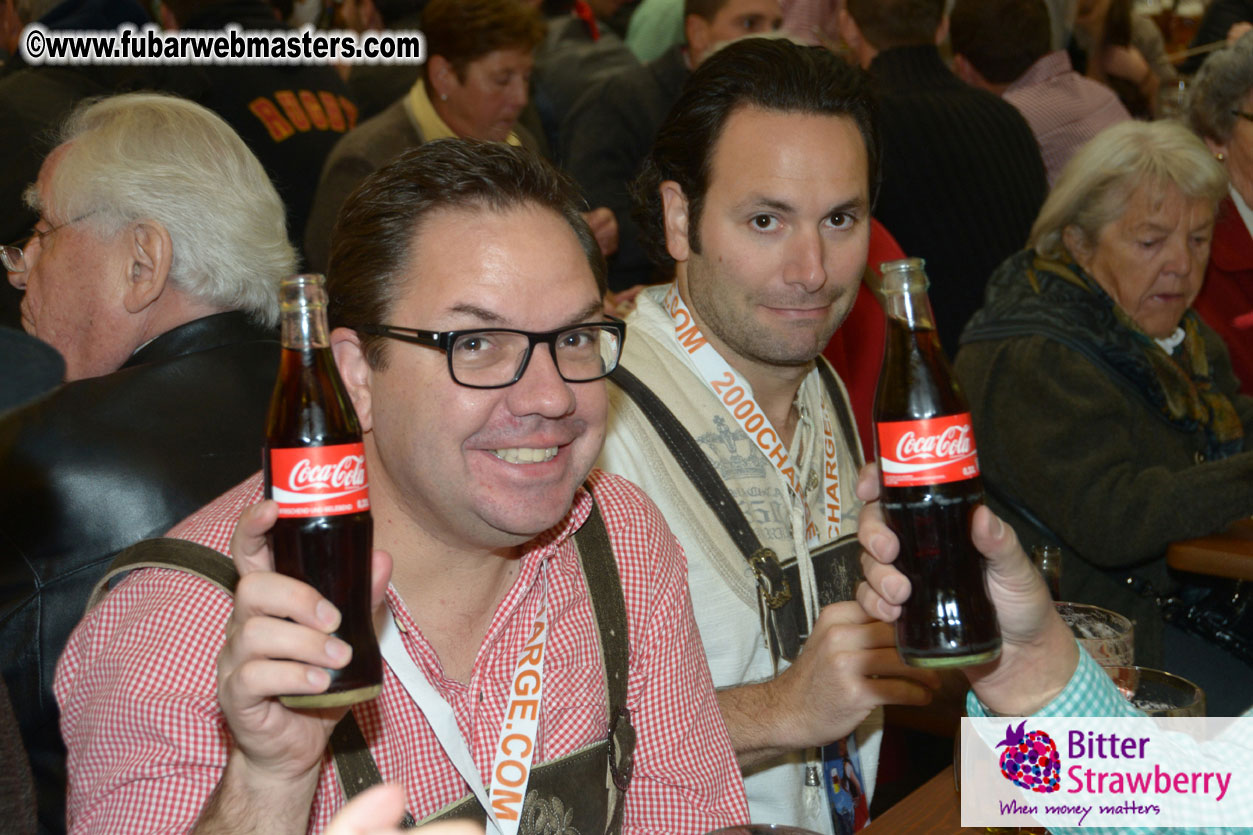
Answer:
[
  {"left": 877, "top": 414, "right": 980, "bottom": 487},
  {"left": 268, "top": 443, "right": 370, "bottom": 517}
]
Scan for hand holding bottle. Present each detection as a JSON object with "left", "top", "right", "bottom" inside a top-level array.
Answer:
[{"left": 856, "top": 463, "right": 1080, "bottom": 717}]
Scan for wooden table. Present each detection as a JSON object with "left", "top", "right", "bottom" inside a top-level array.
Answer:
[
  {"left": 1166, "top": 518, "right": 1253, "bottom": 581},
  {"left": 864, "top": 769, "right": 1049, "bottom": 834},
  {"left": 863, "top": 769, "right": 965, "bottom": 833}
]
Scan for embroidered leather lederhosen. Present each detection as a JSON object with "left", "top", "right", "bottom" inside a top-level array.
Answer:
[
  {"left": 89, "top": 498, "right": 636, "bottom": 834},
  {"left": 610, "top": 363, "right": 865, "bottom": 666}
]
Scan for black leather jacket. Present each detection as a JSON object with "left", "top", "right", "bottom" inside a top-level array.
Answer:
[{"left": 0, "top": 312, "right": 279, "bottom": 834}]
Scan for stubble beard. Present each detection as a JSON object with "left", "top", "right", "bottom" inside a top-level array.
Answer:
[{"left": 684, "top": 256, "right": 850, "bottom": 369}]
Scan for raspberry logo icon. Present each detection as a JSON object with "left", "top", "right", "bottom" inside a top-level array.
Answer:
[{"left": 996, "top": 721, "right": 1061, "bottom": 793}]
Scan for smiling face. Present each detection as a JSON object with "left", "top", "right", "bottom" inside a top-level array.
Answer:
[
  {"left": 666, "top": 107, "right": 871, "bottom": 379},
  {"left": 436, "top": 47, "right": 533, "bottom": 142},
  {"left": 355, "top": 203, "right": 608, "bottom": 552},
  {"left": 1067, "top": 181, "right": 1215, "bottom": 338}
]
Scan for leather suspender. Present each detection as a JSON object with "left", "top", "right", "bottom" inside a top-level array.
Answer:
[
  {"left": 609, "top": 362, "right": 864, "bottom": 665},
  {"left": 572, "top": 501, "right": 634, "bottom": 832},
  {"left": 89, "top": 495, "right": 633, "bottom": 834},
  {"left": 86, "top": 538, "right": 241, "bottom": 610}
]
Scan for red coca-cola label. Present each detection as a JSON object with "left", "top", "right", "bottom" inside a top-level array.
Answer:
[
  {"left": 877, "top": 413, "right": 980, "bottom": 487},
  {"left": 268, "top": 443, "right": 370, "bottom": 517}
]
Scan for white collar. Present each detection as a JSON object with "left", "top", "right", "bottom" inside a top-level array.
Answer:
[{"left": 1155, "top": 327, "right": 1186, "bottom": 353}]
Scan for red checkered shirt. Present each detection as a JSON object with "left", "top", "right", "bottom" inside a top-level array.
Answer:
[
  {"left": 1002, "top": 50, "right": 1131, "bottom": 186},
  {"left": 56, "top": 469, "right": 749, "bottom": 833}
]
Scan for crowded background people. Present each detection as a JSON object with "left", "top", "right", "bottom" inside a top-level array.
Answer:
[
  {"left": 561, "top": 0, "right": 784, "bottom": 292},
  {"left": 954, "top": 119, "right": 1253, "bottom": 715},
  {"left": 303, "top": 0, "right": 548, "bottom": 271},
  {"left": 1188, "top": 30, "right": 1253, "bottom": 395},
  {"left": 304, "top": 0, "right": 619, "bottom": 274},
  {"left": 1069, "top": 0, "right": 1176, "bottom": 117},
  {"left": 949, "top": 0, "right": 1130, "bottom": 185},
  {"left": 838, "top": 0, "right": 1048, "bottom": 357},
  {"left": 1177, "top": 0, "right": 1253, "bottom": 73},
  {"left": 156, "top": 0, "right": 359, "bottom": 248},
  {"left": 1, "top": 91, "right": 293, "bottom": 833}
]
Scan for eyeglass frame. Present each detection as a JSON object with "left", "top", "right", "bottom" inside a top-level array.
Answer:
[
  {"left": 2, "top": 211, "right": 99, "bottom": 273},
  {"left": 356, "top": 316, "right": 627, "bottom": 389},
  {"left": 1231, "top": 110, "right": 1253, "bottom": 123}
]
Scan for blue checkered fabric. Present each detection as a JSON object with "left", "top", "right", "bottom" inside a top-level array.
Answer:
[{"left": 967, "top": 645, "right": 1253, "bottom": 834}]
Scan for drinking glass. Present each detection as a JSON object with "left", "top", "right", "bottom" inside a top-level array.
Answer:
[
  {"left": 1055, "top": 602, "right": 1134, "bottom": 667},
  {"left": 1031, "top": 545, "right": 1061, "bottom": 599},
  {"left": 1156, "top": 79, "right": 1190, "bottom": 121},
  {"left": 1104, "top": 666, "right": 1206, "bottom": 717}
]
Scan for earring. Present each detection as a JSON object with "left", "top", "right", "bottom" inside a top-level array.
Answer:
[
  {"left": 440, "top": 93, "right": 448, "bottom": 101},
  {"left": 1216, "top": 153, "right": 1226, "bottom": 161}
]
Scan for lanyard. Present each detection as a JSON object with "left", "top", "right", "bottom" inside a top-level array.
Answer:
[
  {"left": 379, "top": 584, "right": 549, "bottom": 835},
  {"left": 662, "top": 285, "right": 843, "bottom": 546}
]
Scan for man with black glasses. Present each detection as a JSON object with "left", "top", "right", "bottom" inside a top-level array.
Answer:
[{"left": 55, "top": 139, "right": 749, "bottom": 835}]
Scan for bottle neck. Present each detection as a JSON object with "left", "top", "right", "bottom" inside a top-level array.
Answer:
[
  {"left": 278, "top": 275, "right": 331, "bottom": 350},
  {"left": 281, "top": 304, "right": 330, "bottom": 350},
  {"left": 879, "top": 260, "right": 937, "bottom": 331},
  {"left": 881, "top": 287, "right": 937, "bottom": 331}
]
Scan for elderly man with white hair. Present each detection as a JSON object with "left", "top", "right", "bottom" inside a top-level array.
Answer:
[{"left": 0, "top": 91, "right": 295, "bottom": 834}]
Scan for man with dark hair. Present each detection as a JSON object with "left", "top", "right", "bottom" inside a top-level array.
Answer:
[
  {"left": 950, "top": 0, "right": 1129, "bottom": 186},
  {"left": 838, "top": 0, "right": 1048, "bottom": 357},
  {"left": 560, "top": 0, "right": 783, "bottom": 292},
  {"left": 56, "top": 139, "right": 750, "bottom": 834},
  {"left": 599, "top": 38, "right": 941, "bottom": 834},
  {"left": 843, "top": 0, "right": 943, "bottom": 48}
]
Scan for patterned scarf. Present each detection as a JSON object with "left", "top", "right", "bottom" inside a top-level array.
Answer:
[{"left": 962, "top": 250, "right": 1244, "bottom": 460}]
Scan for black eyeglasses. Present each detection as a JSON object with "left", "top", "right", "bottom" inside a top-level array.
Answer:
[
  {"left": 357, "top": 317, "right": 626, "bottom": 389},
  {"left": 1232, "top": 110, "right": 1253, "bottom": 123}
]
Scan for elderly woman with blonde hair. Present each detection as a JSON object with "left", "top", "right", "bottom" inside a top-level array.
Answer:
[{"left": 953, "top": 120, "right": 1253, "bottom": 712}]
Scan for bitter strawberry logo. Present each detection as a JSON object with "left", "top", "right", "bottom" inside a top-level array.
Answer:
[{"left": 997, "top": 721, "right": 1061, "bottom": 793}]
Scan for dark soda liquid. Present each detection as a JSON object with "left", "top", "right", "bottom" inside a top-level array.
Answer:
[
  {"left": 875, "top": 318, "right": 1001, "bottom": 668},
  {"left": 881, "top": 480, "right": 1001, "bottom": 667},
  {"left": 268, "top": 512, "right": 382, "bottom": 702},
  {"left": 265, "top": 346, "right": 382, "bottom": 706}
]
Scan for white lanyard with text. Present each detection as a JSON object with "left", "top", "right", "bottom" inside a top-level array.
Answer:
[
  {"left": 662, "top": 284, "right": 842, "bottom": 547},
  {"left": 379, "top": 580, "right": 549, "bottom": 835}
]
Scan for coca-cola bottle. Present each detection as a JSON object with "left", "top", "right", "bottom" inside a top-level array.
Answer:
[
  {"left": 264, "top": 274, "right": 382, "bottom": 707},
  {"left": 872, "top": 258, "right": 1001, "bottom": 668}
]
